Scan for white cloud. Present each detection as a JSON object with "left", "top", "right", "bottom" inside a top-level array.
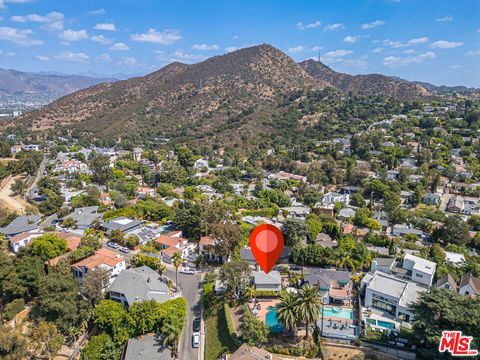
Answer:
[
  {"left": 225, "top": 46, "right": 237, "bottom": 53},
  {"left": 109, "top": 42, "right": 129, "bottom": 51},
  {"left": 430, "top": 40, "right": 463, "bottom": 49},
  {"left": 466, "top": 49, "right": 480, "bottom": 56},
  {"left": 403, "top": 49, "right": 416, "bottom": 54},
  {"left": 0, "top": 26, "right": 43, "bottom": 45},
  {"left": 361, "top": 20, "right": 385, "bottom": 29},
  {"left": 11, "top": 11, "right": 63, "bottom": 23},
  {"left": 407, "top": 37, "right": 429, "bottom": 45},
  {"left": 96, "top": 53, "right": 112, "bottom": 62},
  {"left": 382, "top": 39, "right": 406, "bottom": 48},
  {"left": 296, "top": 20, "right": 321, "bottom": 30},
  {"left": 55, "top": 51, "right": 89, "bottom": 62},
  {"left": 343, "top": 35, "right": 369, "bottom": 43},
  {"left": 436, "top": 15, "right": 453, "bottom": 22},
  {"left": 130, "top": 28, "right": 182, "bottom": 44},
  {"left": 171, "top": 50, "right": 205, "bottom": 61},
  {"left": 117, "top": 56, "right": 145, "bottom": 68},
  {"left": 324, "top": 23, "right": 345, "bottom": 31},
  {"left": 0, "top": 49, "right": 15, "bottom": 57},
  {"left": 373, "top": 47, "right": 383, "bottom": 53},
  {"left": 383, "top": 51, "right": 435, "bottom": 67},
  {"left": 35, "top": 55, "right": 50, "bottom": 61},
  {"left": 310, "top": 46, "right": 322, "bottom": 52},
  {"left": 94, "top": 23, "right": 117, "bottom": 31},
  {"left": 91, "top": 34, "right": 113, "bottom": 45},
  {"left": 87, "top": 8, "right": 106, "bottom": 16},
  {"left": 44, "top": 21, "right": 64, "bottom": 31},
  {"left": 58, "top": 29, "right": 88, "bottom": 42},
  {"left": 191, "top": 43, "right": 219, "bottom": 50},
  {"left": 288, "top": 45, "right": 305, "bottom": 53},
  {"left": 324, "top": 49, "right": 353, "bottom": 58},
  {"left": 0, "top": 0, "right": 34, "bottom": 9}
]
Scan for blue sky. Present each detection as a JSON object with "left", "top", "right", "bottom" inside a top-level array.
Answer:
[{"left": 0, "top": 0, "right": 479, "bottom": 86}]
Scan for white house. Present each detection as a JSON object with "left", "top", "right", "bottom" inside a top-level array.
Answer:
[
  {"left": 253, "top": 270, "right": 281, "bottom": 292},
  {"left": 322, "top": 192, "right": 350, "bottom": 206},
  {"left": 459, "top": 272, "right": 480, "bottom": 297},
  {"left": 402, "top": 254, "right": 436, "bottom": 287},
  {"left": 9, "top": 231, "right": 43, "bottom": 253},
  {"left": 71, "top": 248, "right": 126, "bottom": 283},
  {"left": 363, "top": 271, "right": 428, "bottom": 323}
]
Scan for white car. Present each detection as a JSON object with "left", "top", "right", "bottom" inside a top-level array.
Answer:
[
  {"left": 119, "top": 247, "right": 130, "bottom": 253},
  {"left": 180, "top": 268, "right": 195, "bottom": 275},
  {"left": 192, "top": 333, "right": 200, "bottom": 348}
]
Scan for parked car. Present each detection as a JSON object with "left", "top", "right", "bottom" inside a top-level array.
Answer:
[
  {"left": 107, "top": 242, "right": 119, "bottom": 249},
  {"left": 119, "top": 247, "right": 130, "bottom": 253},
  {"left": 193, "top": 318, "right": 201, "bottom": 333},
  {"left": 180, "top": 268, "right": 195, "bottom": 275},
  {"left": 289, "top": 264, "right": 302, "bottom": 271},
  {"left": 192, "top": 333, "right": 200, "bottom": 348}
]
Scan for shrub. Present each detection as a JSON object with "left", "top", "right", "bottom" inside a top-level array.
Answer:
[{"left": 3, "top": 298, "right": 25, "bottom": 321}]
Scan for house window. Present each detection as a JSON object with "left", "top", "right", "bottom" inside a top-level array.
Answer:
[
  {"left": 415, "top": 273, "right": 423, "bottom": 278},
  {"left": 372, "top": 294, "right": 396, "bottom": 316}
]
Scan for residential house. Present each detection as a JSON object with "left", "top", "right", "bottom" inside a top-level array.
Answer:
[
  {"left": 446, "top": 196, "right": 464, "bottom": 213},
  {"left": 109, "top": 266, "right": 171, "bottom": 308},
  {"left": 253, "top": 270, "right": 281, "bottom": 292},
  {"left": 444, "top": 251, "right": 466, "bottom": 267},
  {"left": 240, "top": 246, "right": 291, "bottom": 266},
  {"left": 459, "top": 272, "right": 480, "bottom": 297},
  {"left": 271, "top": 171, "right": 307, "bottom": 183},
  {"left": 9, "top": 231, "right": 43, "bottom": 253},
  {"left": 386, "top": 170, "right": 400, "bottom": 180},
  {"left": 280, "top": 206, "right": 310, "bottom": 219},
  {"left": 155, "top": 231, "right": 194, "bottom": 263},
  {"left": 338, "top": 207, "right": 356, "bottom": 219},
  {"left": 199, "top": 236, "right": 223, "bottom": 262},
  {"left": 435, "top": 274, "right": 457, "bottom": 292},
  {"left": 423, "top": 193, "right": 441, "bottom": 206},
  {"left": 391, "top": 224, "right": 424, "bottom": 239},
  {"left": 123, "top": 334, "right": 173, "bottom": 360},
  {"left": 362, "top": 271, "right": 428, "bottom": 323},
  {"left": 315, "top": 233, "right": 337, "bottom": 248},
  {"left": 304, "top": 268, "right": 352, "bottom": 306},
  {"left": 227, "top": 343, "right": 277, "bottom": 360},
  {"left": 63, "top": 206, "right": 102, "bottom": 230},
  {"left": 10, "top": 145, "right": 23, "bottom": 155},
  {"left": 194, "top": 158, "right": 209, "bottom": 169},
  {"left": 371, "top": 258, "right": 395, "bottom": 273},
  {"left": 0, "top": 215, "right": 41, "bottom": 239},
  {"left": 23, "top": 144, "right": 40, "bottom": 151},
  {"left": 71, "top": 248, "right": 126, "bottom": 283},
  {"left": 100, "top": 217, "right": 144, "bottom": 236},
  {"left": 322, "top": 192, "right": 350, "bottom": 206},
  {"left": 136, "top": 187, "right": 155, "bottom": 199},
  {"left": 392, "top": 254, "right": 436, "bottom": 286}
]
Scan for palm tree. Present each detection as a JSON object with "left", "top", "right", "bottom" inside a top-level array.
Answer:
[
  {"left": 334, "top": 249, "right": 354, "bottom": 270},
  {"left": 161, "top": 317, "right": 181, "bottom": 358},
  {"left": 296, "top": 285, "right": 322, "bottom": 339},
  {"left": 276, "top": 291, "right": 298, "bottom": 337},
  {"left": 172, "top": 252, "right": 182, "bottom": 291}
]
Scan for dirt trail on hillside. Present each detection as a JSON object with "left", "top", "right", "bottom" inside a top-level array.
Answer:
[{"left": 0, "top": 175, "right": 28, "bottom": 214}]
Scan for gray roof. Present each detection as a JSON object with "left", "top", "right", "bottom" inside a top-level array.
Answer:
[
  {"left": 64, "top": 206, "right": 101, "bottom": 227},
  {"left": 304, "top": 268, "right": 351, "bottom": 290},
  {"left": 101, "top": 216, "right": 143, "bottom": 235},
  {"left": 240, "top": 246, "right": 291, "bottom": 263},
  {"left": 124, "top": 334, "right": 173, "bottom": 360},
  {"left": 373, "top": 257, "right": 395, "bottom": 266},
  {"left": 0, "top": 215, "right": 41, "bottom": 237},
  {"left": 109, "top": 266, "right": 170, "bottom": 306},
  {"left": 254, "top": 270, "right": 281, "bottom": 285}
]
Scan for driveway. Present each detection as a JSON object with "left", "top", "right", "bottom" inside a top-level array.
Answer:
[{"left": 164, "top": 268, "right": 202, "bottom": 360}]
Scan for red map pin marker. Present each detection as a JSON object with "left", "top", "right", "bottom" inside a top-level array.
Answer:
[{"left": 250, "top": 224, "right": 284, "bottom": 274}]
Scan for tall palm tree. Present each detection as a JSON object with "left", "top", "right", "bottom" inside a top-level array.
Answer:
[
  {"left": 296, "top": 285, "right": 322, "bottom": 339},
  {"left": 161, "top": 317, "right": 181, "bottom": 358},
  {"left": 171, "top": 252, "right": 182, "bottom": 291},
  {"left": 276, "top": 291, "right": 298, "bottom": 337}
]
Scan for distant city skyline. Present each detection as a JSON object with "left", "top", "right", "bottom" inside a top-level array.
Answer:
[{"left": 0, "top": 0, "right": 479, "bottom": 86}]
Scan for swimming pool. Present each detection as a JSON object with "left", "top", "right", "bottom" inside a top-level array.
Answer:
[
  {"left": 366, "top": 318, "right": 396, "bottom": 329},
  {"left": 265, "top": 306, "right": 284, "bottom": 333},
  {"left": 321, "top": 307, "right": 354, "bottom": 320}
]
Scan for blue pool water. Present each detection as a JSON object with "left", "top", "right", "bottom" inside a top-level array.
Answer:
[
  {"left": 265, "top": 306, "right": 284, "bottom": 333},
  {"left": 321, "top": 307, "right": 354, "bottom": 320},
  {"left": 366, "top": 318, "right": 396, "bottom": 329}
]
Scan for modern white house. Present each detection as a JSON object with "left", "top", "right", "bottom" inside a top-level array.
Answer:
[
  {"left": 322, "top": 192, "right": 350, "bottom": 206},
  {"left": 362, "top": 271, "right": 428, "bottom": 323},
  {"left": 402, "top": 254, "right": 436, "bottom": 287}
]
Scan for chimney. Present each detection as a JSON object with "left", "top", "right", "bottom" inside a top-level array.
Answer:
[{"left": 147, "top": 277, "right": 151, "bottom": 283}]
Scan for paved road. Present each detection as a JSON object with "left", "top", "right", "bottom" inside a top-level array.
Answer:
[
  {"left": 27, "top": 154, "right": 47, "bottom": 200},
  {"left": 164, "top": 268, "right": 202, "bottom": 360}
]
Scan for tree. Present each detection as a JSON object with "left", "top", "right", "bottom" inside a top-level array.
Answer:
[
  {"left": 411, "top": 288, "right": 480, "bottom": 359},
  {"left": 350, "top": 193, "right": 366, "bottom": 208},
  {"left": 10, "top": 179, "right": 26, "bottom": 196},
  {"left": 80, "top": 333, "right": 121, "bottom": 360},
  {"left": 90, "top": 153, "right": 113, "bottom": 186},
  {"left": 172, "top": 252, "right": 182, "bottom": 290},
  {"left": 219, "top": 260, "right": 251, "bottom": 299},
  {"left": 241, "top": 312, "right": 269, "bottom": 346},
  {"left": 175, "top": 202, "right": 202, "bottom": 240},
  {"left": 92, "top": 300, "right": 132, "bottom": 344},
  {"left": 131, "top": 253, "right": 165, "bottom": 273},
  {"left": 209, "top": 222, "right": 243, "bottom": 261},
  {"left": 0, "top": 326, "right": 28, "bottom": 360},
  {"left": 296, "top": 285, "right": 321, "bottom": 339},
  {"left": 82, "top": 268, "right": 110, "bottom": 306},
  {"left": 276, "top": 291, "right": 298, "bottom": 336},
  {"left": 161, "top": 316, "right": 181, "bottom": 357},
  {"left": 281, "top": 219, "right": 308, "bottom": 247},
  {"left": 438, "top": 215, "right": 470, "bottom": 246},
  {"left": 31, "top": 322, "right": 64, "bottom": 359},
  {"left": 31, "top": 234, "right": 68, "bottom": 260},
  {"left": 110, "top": 229, "right": 125, "bottom": 244},
  {"left": 129, "top": 300, "right": 162, "bottom": 336}
]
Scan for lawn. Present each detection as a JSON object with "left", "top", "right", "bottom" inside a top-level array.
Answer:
[{"left": 205, "top": 306, "right": 239, "bottom": 360}]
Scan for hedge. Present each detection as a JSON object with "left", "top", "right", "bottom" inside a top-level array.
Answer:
[
  {"left": 223, "top": 303, "right": 239, "bottom": 345},
  {"left": 252, "top": 290, "right": 280, "bottom": 298}
]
